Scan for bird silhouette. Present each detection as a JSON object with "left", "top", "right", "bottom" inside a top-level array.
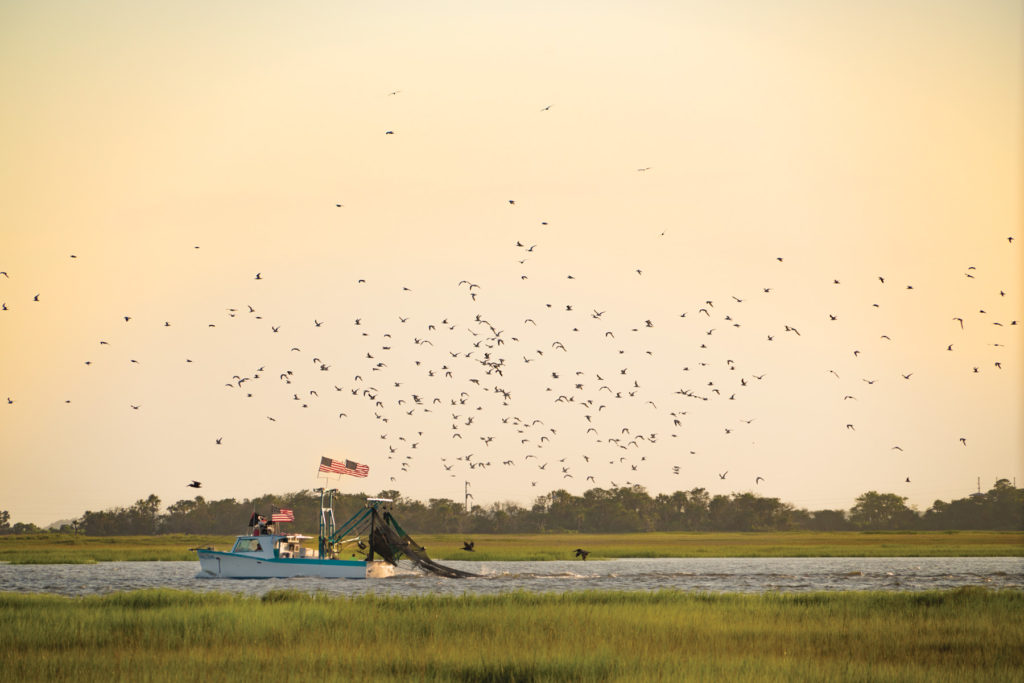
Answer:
[
  {"left": 574, "top": 548, "right": 590, "bottom": 560},
  {"left": 461, "top": 540, "right": 475, "bottom": 551},
  {"left": 187, "top": 480, "right": 202, "bottom": 488}
]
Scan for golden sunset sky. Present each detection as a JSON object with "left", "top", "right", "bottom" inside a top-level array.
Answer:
[{"left": 1, "top": 1, "right": 1020, "bottom": 526}]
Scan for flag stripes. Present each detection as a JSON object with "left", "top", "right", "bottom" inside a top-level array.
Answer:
[{"left": 319, "top": 456, "right": 370, "bottom": 478}]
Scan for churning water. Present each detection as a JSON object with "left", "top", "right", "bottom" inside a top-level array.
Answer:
[{"left": 1, "top": 557, "right": 1021, "bottom": 598}]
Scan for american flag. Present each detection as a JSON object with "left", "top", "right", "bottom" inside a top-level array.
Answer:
[
  {"left": 271, "top": 508, "right": 294, "bottom": 523},
  {"left": 319, "top": 456, "right": 370, "bottom": 478}
]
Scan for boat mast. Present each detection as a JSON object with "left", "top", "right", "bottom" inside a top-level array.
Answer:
[{"left": 315, "top": 487, "right": 337, "bottom": 558}]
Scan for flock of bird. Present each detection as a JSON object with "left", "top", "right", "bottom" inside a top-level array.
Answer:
[
  {"left": 1, "top": 94, "right": 1018, "bottom": 515},
  {"left": 2, "top": 222, "right": 1016, "bottom": 509}
]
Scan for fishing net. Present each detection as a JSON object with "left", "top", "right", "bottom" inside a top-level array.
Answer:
[{"left": 366, "top": 508, "right": 478, "bottom": 578}]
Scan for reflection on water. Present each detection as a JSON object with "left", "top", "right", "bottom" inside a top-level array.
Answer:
[{"left": 1, "top": 557, "right": 1021, "bottom": 597}]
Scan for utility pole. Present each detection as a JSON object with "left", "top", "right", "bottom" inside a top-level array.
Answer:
[{"left": 464, "top": 481, "right": 473, "bottom": 513}]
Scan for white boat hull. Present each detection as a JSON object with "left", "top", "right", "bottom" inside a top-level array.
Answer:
[{"left": 196, "top": 549, "right": 395, "bottom": 579}]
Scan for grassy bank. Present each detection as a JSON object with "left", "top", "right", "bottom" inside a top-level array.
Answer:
[
  {"left": 415, "top": 531, "right": 1024, "bottom": 561},
  {"left": 0, "top": 534, "right": 228, "bottom": 564},
  {"left": 1, "top": 531, "right": 1021, "bottom": 564},
  {"left": 0, "top": 588, "right": 1020, "bottom": 682}
]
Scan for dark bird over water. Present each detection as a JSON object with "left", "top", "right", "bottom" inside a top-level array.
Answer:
[
  {"left": 574, "top": 548, "right": 590, "bottom": 560},
  {"left": 461, "top": 540, "right": 475, "bottom": 552}
]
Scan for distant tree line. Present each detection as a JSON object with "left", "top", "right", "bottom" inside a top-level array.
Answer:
[{"left": 1, "top": 479, "right": 1021, "bottom": 536}]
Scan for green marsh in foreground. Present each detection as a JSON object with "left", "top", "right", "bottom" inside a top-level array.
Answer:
[
  {"left": 1, "top": 530, "right": 1021, "bottom": 564},
  {"left": 1, "top": 588, "right": 1021, "bottom": 682}
]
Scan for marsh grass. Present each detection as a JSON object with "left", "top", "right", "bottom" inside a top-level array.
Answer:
[
  {"left": 0, "top": 534, "right": 233, "bottom": 564},
  {"left": 0, "top": 588, "right": 1020, "bottom": 682},
  {"left": 416, "top": 531, "right": 1024, "bottom": 561},
  {"left": 1, "top": 531, "right": 1020, "bottom": 564}
]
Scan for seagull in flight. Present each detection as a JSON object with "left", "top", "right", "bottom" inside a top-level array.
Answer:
[{"left": 187, "top": 480, "right": 202, "bottom": 488}]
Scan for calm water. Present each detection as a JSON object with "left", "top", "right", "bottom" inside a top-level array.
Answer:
[{"left": 1, "top": 557, "right": 1021, "bottom": 597}]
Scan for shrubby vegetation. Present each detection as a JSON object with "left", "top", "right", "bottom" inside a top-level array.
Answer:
[{"left": 2, "top": 479, "right": 1020, "bottom": 536}]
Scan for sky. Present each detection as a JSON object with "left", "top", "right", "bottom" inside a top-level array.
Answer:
[{"left": 1, "top": 1, "right": 1021, "bottom": 527}]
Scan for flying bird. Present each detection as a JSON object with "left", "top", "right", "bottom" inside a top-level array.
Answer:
[{"left": 187, "top": 480, "right": 202, "bottom": 488}]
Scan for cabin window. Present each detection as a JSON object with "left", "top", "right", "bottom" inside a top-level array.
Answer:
[{"left": 232, "top": 539, "right": 262, "bottom": 553}]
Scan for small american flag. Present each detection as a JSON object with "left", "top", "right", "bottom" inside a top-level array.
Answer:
[
  {"left": 319, "top": 456, "right": 369, "bottom": 478},
  {"left": 271, "top": 508, "right": 294, "bottom": 523}
]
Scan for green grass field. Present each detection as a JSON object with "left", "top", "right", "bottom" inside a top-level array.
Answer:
[
  {"left": 0, "top": 588, "right": 1020, "bottom": 682},
  {"left": 1, "top": 530, "right": 1020, "bottom": 564}
]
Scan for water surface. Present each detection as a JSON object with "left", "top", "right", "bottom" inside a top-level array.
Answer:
[{"left": 1, "top": 557, "right": 1021, "bottom": 597}]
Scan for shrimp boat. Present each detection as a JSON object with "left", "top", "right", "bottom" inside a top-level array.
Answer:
[
  {"left": 195, "top": 493, "right": 397, "bottom": 579},
  {"left": 194, "top": 491, "right": 476, "bottom": 579}
]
